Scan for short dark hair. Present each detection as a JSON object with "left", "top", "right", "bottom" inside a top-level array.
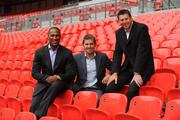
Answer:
[
  {"left": 117, "top": 9, "right": 132, "bottom": 20},
  {"left": 48, "top": 27, "right": 60, "bottom": 35},
  {"left": 82, "top": 34, "right": 96, "bottom": 45}
]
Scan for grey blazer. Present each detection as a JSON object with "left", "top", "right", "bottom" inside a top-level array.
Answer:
[{"left": 72, "top": 51, "right": 112, "bottom": 93}]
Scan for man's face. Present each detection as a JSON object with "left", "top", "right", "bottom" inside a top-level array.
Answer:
[
  {"left": 118, "top": 14, "right": 133, "bottom": 31},
  {"left": 48, "top": 28, "right": 60, "bottom": 48},
  {"left": 83, "top": 39, "right": 96, "bottom": 55}
]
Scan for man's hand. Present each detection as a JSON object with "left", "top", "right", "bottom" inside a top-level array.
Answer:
[
  {"left": 131, "top": 72, "right": 143, "bottom": 87},
  {"left": 107, "top": 73, "right": 118, "bottom": 86},
  {"left": 46, "top": 75, "right": 61, "bottom": 84},
  {"left": 102, "top": 74, "right": 111, "bottom": 84}
]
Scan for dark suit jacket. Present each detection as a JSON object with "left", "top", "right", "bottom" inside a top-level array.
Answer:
[
  {"left": 32, "top": 44, "right": 76, "bottom": 96},
  {"left": 72, "top": 51, "right": 112, "bottom": 92},
  {"left": 112, "top": 21, "right": 154, "bottom": 82}
]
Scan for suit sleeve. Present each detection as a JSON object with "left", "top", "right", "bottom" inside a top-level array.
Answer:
[
  {"left": 133, "top": 25, "right": 153, "bottom": 78},
  {"left": 32, "top": 50, "right": 50, "bottom": 83},
  {"left": 58, "top": 52, "right": 76, "bottom": 83},
  {"left": 105, "top": 54, "right": 112, "bottom": 71},
  {"left": 111, "top": 31, "right": 123, "bottom": 74}
]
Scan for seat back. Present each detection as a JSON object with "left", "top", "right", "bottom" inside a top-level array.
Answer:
[
  {"left": 54, "top": 89, "right": 73, "bottom": 109},
  {"left": 15, "top": 112, "right": 36, "bottom": 120},
  {"left": 167, "top": 88, "right": 180, "bottom": 101},
  {"left": 163, "top": 100, "right": 180, "bottom": 120},
  {"left": 5, "top": 85, "right": 19, "bottom": 98},
  {"left": 128, "top": 96, "right": 162, "bottom": 120},
  {"left": 140, "top": 86, "right": 165, "bottom": 104},
  {"left": 99, "top": 93, "right": 127, "bottom": 115},
  {"left": 0, "top": 83, "right": 6, "bottom": 96},
  {"left": 7, "top": 97, "right": 22, "bottom": 115},
  {"left": 18, "top": 86, "right": 34, "bottom": 101},
  {"left": 0, "top": 108, "right": 15, "bottom": 120},
  {"left": 73, "top": 91, "right": 98, "bottom": 112},
  {"left": 147, "top": 69, "right": 177, "bottom": 96},
  {"left": 39, "top": 116, "right": 60, "bottom": 120},
  {"left": 114, "top": 113, "right": 142, "bottom": 120}
]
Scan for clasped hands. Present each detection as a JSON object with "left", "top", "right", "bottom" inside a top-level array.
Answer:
[{"left": 46, "top": 75, "right": 61, "bottom": 84}]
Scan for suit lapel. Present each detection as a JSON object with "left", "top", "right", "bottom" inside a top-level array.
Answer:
[
  {"left": 81, "top": 53, "right": 87, "bottom": 75},
  {"left": 95, "top": 52, "right": 101, "bottom": 75},
  {"left": 127, "top": 21, "right": 136, "bottom": 44},
  {"left": 53, "top": 45, "right": 62, "bottom": 71},
  {"left": 45, "top": 45, "right": 53, "bottom": 71},
  {"left": 121, "top": 29, "right": 128, "bottom": 46}
]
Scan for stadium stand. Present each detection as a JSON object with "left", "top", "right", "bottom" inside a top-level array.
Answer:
[{"left": 0, "top": 0, "right": 179, "bottom": 119}]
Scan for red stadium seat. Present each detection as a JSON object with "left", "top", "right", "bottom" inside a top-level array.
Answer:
[
  {"left": 0, "top": 83, "right": 6, "bottom": 96},
  {"left": 167, "top": 88, "right": 180, "bottom": 101},
  {"left": 114, "top": 113, "right": 142, "bottom": 120},
  {"left": 61, "top": 91, "right": 98, "bottom": 120},
  {"left": 163, "top": 100, "right": 180, "bottom": 120},
  {"left": 40, "top": 116, "right": 60, "bottom": 120},
  {"left": 7, "top": 97, "right": 22, "bottom": 115},
  {"left": 127, "top": 96, "right": 162, "bottom": 120},
  {"left": 15, "top": 112, "right": 37, "bottom": 120},
  {"left": 0, "top": 108, "right": 15, "bottom": 120},
  {"left": 4, "top": 85, "right": 19, "bottom": 98},
  {"left": 18, "top": 86, "right": 34, "bottom": 101},
  {"left": 85, "top": 93, "right": 127, "bottom": 120},
  {"left": 147, "top": 69, "right": 177, "bottom": 96}
]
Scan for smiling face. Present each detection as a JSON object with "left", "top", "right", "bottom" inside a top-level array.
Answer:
[
  {"left": 48, "top": 28, "right": 61, "bottom": 49},
  {"left": 83, "top": 39, "right": 96, "bottom": 56},
  {"left": 118, "top": 13, "right": 133, "bottom": 31}
]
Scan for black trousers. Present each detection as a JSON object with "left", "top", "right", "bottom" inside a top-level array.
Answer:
[
  {"left": 105, "top": 70, "right": 140, "bottom": 110},
  {"left": 30, "top": 80, "right": 68, "bottom": 118}
]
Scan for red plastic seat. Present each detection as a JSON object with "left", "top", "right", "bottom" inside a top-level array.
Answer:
[
  {"left": 0, "top": 96, "right": 7, "bottom": 108},
  {"left": 163, "top": 100, "right": 180, "bottom": 120},
  {"left": 163, "top": 56, "right": 180, "bottom": 86},
  {"left": 154, "top": 58, "right": 163, "bottom": 70},
  {"left": 154, "top": 47, "right": 171, "bottom": 61},
  {"left": 7, "top": 97, "right": 22, "bottom": 115},
  {"left": 15, "top": 112, "right": 37, "bottom": 120},
  {"left": 140, "top": 86, "right": 165, "bottom": 104},
  {"left": 47, "top": 103, "right": 59, "bottom": 118},
  {"left": 18, "top": 86, "right": 34, "bottom": 101},
  {"left": 54, "top": 89, "right": 73, "bottom": 113},
  {"left": 22, "top": 98, "right": 32, "bottom": 112},
  {"left": 4, "top": 85, "right": 19, "bottom": 98},
  {"left": 167, "top": 88, "right": 180, "bottom": 101},
  {"left": 172, "top": 47, "right": 180, "bottom": 56},
  {"left": 19, "top": 71, "right": 35, "bottom": 87},
  {"left": 97, "top": 44, "right": 111, "bottom": 51},
  {"left": 127, "top": 96, "right": 162, "bottom": 120},
  {"left": 160, "top": 40, "right": 178, "bottom": 51},
  {"left": 151, "top": 40, "right": 160, "bottom": 49},
  {"left": 61, "top": 91, "right": 98, "bottom": 120},
  {"left": 0, "top": 70, "right": 10, "bottom": 85},
  {"left": 85, "top": 93, "right": 127, "bottom": 120},
  {"left": 147, "top": 69, "right": 177, "bottom": 96},
  {"left": 0, "top": 83, "right": 6, "bottom": 96},
  {"left": 0, "top": 108, "right": 15, "bottom": 120},
  {"left": 73, "top": 46, "right": 84, "bottom": 53},
  {"left": 114, "top": 113, "right": 142, "bottom": 120},
  {"left": 40, "top": 116, "right": 60, "bottom": 120},
  {"left": 8, "top": 70, "right": 21, "bottom": 86}
]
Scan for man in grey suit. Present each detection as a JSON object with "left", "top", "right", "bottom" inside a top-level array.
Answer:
[
  {"left": 106, "top": 9, "right": 154, "bottom": 109},
  {"left": 30, "top": 27, "right": 76, "bottom": 119},
  {"left": 72, "top": 34, "right": 112, "bottom": 98}
]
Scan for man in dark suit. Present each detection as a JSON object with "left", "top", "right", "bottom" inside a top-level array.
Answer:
[
  {"left": 30, "top": 27, "right": 76, "bottom": 119},
  {"left": 72, "top": 34, "right": 112, "bottom": 98},
  {"left": 106, "top": 9, "right": 154, "bottom": 108}
]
